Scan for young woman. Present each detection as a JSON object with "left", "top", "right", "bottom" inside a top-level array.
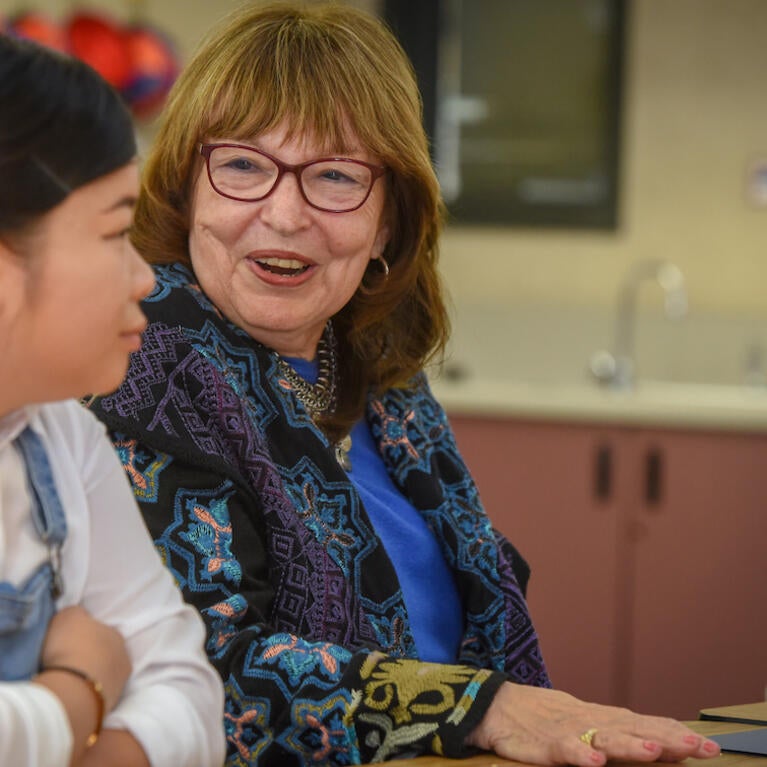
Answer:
[{"left": 0, "top": 35, "right": 226, "bottom": 767}]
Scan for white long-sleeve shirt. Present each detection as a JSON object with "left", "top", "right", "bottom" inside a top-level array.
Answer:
[{"left": 0, "top": 401, "right": 226, "bottom": 767}]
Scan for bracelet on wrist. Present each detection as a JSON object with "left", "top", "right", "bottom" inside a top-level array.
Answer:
[{"left": 43, "top": 665, "right": 104, "bottom": 748}]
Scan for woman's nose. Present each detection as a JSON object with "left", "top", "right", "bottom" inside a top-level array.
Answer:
[
  {"left": 129, "top": 243, "right": 155, "bottom": 300},
  {"left": 258, "top": 171, "right": 312, "bottom": 231}
]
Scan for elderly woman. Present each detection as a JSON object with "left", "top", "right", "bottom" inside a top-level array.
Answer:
[{"left": 90, "top": 3, "right": 720, "bottom": 766}]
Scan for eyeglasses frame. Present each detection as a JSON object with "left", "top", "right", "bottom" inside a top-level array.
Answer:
[{"left": 198, "top": 142, "right": 387, "bottom": 213}]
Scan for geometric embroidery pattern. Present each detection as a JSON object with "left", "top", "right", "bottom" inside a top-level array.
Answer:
[
  {"left": 90, "top": 263, "right": 550, "bottom": 766},
  {"left": 112, "top": 434, "right": 170, "bottom": 502}
]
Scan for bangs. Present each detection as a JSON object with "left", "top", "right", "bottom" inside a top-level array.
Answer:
[{"left": 195, "top": 12, "right": 397, "bottom": 157}]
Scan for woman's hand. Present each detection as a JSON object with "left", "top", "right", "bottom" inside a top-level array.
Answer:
[
  {"left": 39, "top": 605, "right": 131, "bottom": 712},
  {"left": 465, "top": 683, "right": 721, "bottom": 766}
]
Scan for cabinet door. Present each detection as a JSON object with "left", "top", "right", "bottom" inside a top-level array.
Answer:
[
  {"left": 449, "top": 415, "right": 628, "bottom": 705},
  {"left": 626, "top": 428, "right": 767, "bottom": 719}
]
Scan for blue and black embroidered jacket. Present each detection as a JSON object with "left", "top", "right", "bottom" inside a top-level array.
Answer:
[{"left": 91, "top": 263, "right": 551, "bottom": 766}]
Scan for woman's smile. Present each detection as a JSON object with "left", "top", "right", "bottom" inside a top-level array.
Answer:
[{"left": 247, "top": 249, "right": 315, "bottom": 283}]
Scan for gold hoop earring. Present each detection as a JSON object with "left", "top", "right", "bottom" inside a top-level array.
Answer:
[
  {"left": 374, "top": 255, "right": 390, "bottom": 280},
  {"left": 359, "top": 255, "right": 390, "bottom": 296}
]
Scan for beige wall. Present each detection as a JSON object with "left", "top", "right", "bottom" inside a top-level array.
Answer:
[{"left": 9, "top": 0, "right": 767, "bottom": 317}]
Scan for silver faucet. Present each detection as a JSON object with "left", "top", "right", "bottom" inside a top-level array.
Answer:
[{"left": 590, "top": 259, "right": 688, "bottom": 389}]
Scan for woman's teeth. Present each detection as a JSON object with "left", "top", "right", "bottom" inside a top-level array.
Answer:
[{"left": 257, "top": 257, "right": 310, "bottom": 276}]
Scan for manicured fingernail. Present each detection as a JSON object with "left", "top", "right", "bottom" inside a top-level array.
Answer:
[
  {"left": 703, "top": 740, "right": 719, "bottom": 753},
  {"left": 684, "top": 734, "right": 700, "bottom": 745},
  {"left": 643, "top": 741, "right": 660, "bottom": 752},
  {"left": 590, "top": 752, "right": 604, "bottom": 763}
]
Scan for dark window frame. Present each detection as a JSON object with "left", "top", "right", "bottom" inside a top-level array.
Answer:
[{"left": 383, "top": 0, "right": 627, "bottom": 230}]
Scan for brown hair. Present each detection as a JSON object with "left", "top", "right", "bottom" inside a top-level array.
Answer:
[{"left": 133, "top": 1, "right": 449, "bottom": 438}]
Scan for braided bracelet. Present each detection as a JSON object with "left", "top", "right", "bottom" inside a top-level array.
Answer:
[{"left": 43, "top": 665, "right": 105, "bottom": 747}]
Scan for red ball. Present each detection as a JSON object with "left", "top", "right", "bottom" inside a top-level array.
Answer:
[
  {"left": 6, "top": 12, "right": 68, "bottom": 52},
  {"left": 66, "top": 12, "right": 131, "bottom": 90},
  {"left": 123, "top": 25, "right": 179, "bottom": 117}
]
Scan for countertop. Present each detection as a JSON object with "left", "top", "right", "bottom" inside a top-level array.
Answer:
[{"left": 428, "top": 375, "right": 767, "bottom": 433}]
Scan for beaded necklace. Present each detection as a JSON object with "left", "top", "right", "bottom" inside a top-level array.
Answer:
[{"left": 276, "top": 322, "right": 352, "bottom": 471}]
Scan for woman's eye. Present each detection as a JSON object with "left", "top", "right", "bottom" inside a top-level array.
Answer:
[
  {"left": 222, "top": 157, "right": 263, "bottom": 172},
  {"left": 229, "top": 159, "right": 254, "bottom": 170},
  {"left": 321, "top": 169, "right": 357, "bottom": 184},
  {"left": 104, "top": 226, "right": 133, "bottom": 241}
]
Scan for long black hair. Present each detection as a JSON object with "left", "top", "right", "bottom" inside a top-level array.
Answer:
[{"left": 0, "top": 34, "right": 136, "bottom": 232}]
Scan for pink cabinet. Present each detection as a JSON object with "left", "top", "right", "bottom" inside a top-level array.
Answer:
[{"left": 449, "top": 414, "right": 767, "bottom": 719}]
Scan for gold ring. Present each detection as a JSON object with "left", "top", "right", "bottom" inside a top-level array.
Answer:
[{"left": 579, "top": 728, "right": 598, "bottom": 747}]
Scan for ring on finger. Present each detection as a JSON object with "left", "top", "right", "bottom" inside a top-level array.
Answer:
[{"left": 579, "top": 728, "right": 598, "bottom": 748}]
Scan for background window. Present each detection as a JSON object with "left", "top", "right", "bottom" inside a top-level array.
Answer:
[{"left": 384, "top": 0, "right": 626, "bottom": 229}]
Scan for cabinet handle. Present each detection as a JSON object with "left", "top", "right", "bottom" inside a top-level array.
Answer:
[
  {"left": 595, "top": 444, "right": 612, "bottom": 501},
  {"left": 645, "top": 447, "right": 663, "bottom": 506}
]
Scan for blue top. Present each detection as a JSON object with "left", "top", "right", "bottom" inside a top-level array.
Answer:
[{"left": 286, "top": 356, "right": 464, "bottom": 663}]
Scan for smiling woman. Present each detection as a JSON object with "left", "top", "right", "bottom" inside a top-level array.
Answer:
[
  {"left": 88, "top": 4, "right": 721, "bottom": 766},
  {"left": 0, "top": 34, "right": 225, "bottom": 767}
]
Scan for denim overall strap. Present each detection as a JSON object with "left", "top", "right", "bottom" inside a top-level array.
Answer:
[
  {"left": 0, "top": 426, "right": 68, "bottom": 680},
  {"left": 14, "top": 426, "right": 67, "bottom": 598}
]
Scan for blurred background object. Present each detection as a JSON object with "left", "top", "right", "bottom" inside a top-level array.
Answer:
[{"left": 2, "top": 5, "right": 179, "bottom": 120}]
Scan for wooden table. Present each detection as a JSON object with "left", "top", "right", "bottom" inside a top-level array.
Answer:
[{"left": 389, "top": 717, "right": 767, "bottom": 767}]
